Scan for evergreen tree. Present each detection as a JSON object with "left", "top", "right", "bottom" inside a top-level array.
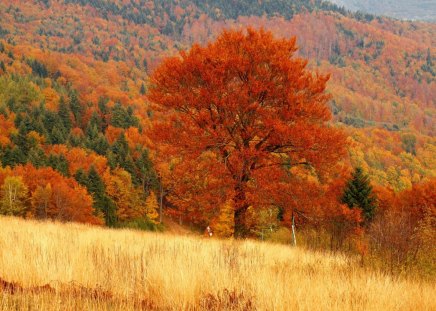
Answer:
[
  {"left": 123, "top": 154, "right": 137, "bottom": 183},
  {"left": 74, "top": 168, "right": 89, "bottom": 186},
  {"left": 110, "top": 133, "right": 129, "bottom": 166},
  {"left": 47, "top": 154, "right": 69, "bottom": 176},
  {"left": 13, "top": 123, "right": 31, "bottom": 155},
  {"left": 106, "top": 150, "right": 117, "bottom": 169},
  {"left": 88, "top": 111, "right": 102, "bottom": 132},
  {"left": 87, "top": 166, "right": 117, "bottom": 226},
  {"left": 97, "top": 97, "right": 110, "bottom": 131},
  {"left": 111, "top": 103, "right": 138, "bottom": 128},
  {"left": 87, "top": 166, "right": 105, "bottom": 195},
  {"left": 342, "top": 167, "right": 377, "bottom": 224},
  {"left": 135, "top": 148, "right": 158, "bottom": 194},
  {"left": 58, "top": 96, "right": 72, "bottom": 131},
  {"left": 28, "top": 146, "right": 47, "bottom": 168},
  {"left": 0, "top": 146, "right": 26, "bottom": 166},
  {"left": 85, "top": 121, "right": 109, "bottom": 155},
  {"left": 140, "top": 82, "right": 146, "bottom": 95},
  {"left": 68, "top": 132, "right": 85, "bottom": 147},
  {"left": 93, "top": 134, "right": 110, "bottom": 155},
  {"left": 42, "top": 109, "right": 60, "bottom": 133},
  {"left": 69, "top": 90, "right": 82, "bottom": 125},
  {"left": 50, "top": 124, "right": 67, "bottom": 144}
]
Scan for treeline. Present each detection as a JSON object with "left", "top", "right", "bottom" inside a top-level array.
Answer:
[{"left": 63, "top": 0, "right": 349, "bottom": 36}]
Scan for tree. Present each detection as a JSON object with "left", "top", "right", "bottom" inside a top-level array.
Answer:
[
  {"left": 144, "top": 191, "right": 159, "bottom": 223},
  {"left": 342, "top": 167, "right": 377, "bottom": 224},
  {"left": 103, "top": 168, "right": 143, "bottom": 222},
  {"left": 0, "top": 176, "right": 29, "bottom": 216},
  {"left": 31, "top": 183, "right": 53, "bottom": 219},
  {"left": 148, "top": 28, "right": 346, "bottom": 236},
  {"left": 87, "top": 165, "right": 116, "bottom": 226},
  {"left": 210, "top": 200, "right": 235, "bottom": 238},
  {"left": 140, "top": 83, "right": 146, "bottom": 95},
  {"left": 58, "top": 96, "right": 72, "bottom": 131}
]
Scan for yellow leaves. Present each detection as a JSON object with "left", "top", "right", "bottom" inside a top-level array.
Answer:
[
  {"left": 42, "top": 87, "right": 60, "bottom": 111},
  {"left": 30, "top": 183, "right": 53, "bottom": 219},
  {"left": 103, "top": 168, "right": 144, "bottom": 222},
  {"left": 211, "top": 200, "right": 234, "bottom": 238},
  {"left": 386, "top": 166, "right": 412, "bottom": 192},
  {"left": 27, "top": 131, "right": 45, "bottom": 145},
  {"left": 144, "top": 191, "right": 159, "bottom": 223},
  {"left": 0, "top": 176, "right": 29, "bottom": 217}
]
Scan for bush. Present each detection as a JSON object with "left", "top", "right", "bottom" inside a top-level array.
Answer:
[
  {"left": 118, "top": 218, "right": 164, "bottom": 232},
  {"left": 265, "top": 227, "right": 292, "bottom": 245}
]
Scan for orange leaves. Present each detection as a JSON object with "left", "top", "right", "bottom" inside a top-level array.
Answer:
[
  {"left": 48, "top": 145, "right": 108, "bottom": 176},
  {"left": 0, "top": 115, "right": 15, "bottom": 147},
  {"left": 149, "top": 28, "right": 347, "bottom": 234},
  {"left": 42, "top": 87, "right": 60, "bottom": 111},
  {"left": 0, "top": 164, "right": 102, "bottom": 225}
]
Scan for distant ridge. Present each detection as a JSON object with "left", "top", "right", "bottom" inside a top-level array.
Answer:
[{"left": 328, "top": 0, "right": 436, "bottom": 21}]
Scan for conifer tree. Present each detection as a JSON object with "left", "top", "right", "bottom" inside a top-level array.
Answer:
[
  {"left": 50, "top": 124, "right": 67, "bottom": 144},
  {"left": 58, "top": 96, "right": 72, "bottom": 131},
  {"left": 69, "top": 91, "right": 82, "bottom": 125},
  {"left": 75, "top": 168, "right": 89, "bottom": 186},
  {"left": 28, "top": 146, "right": 47, "bottom": 168},
  {"left": 341, "top": 167, "right": 377, "bottom": 224},
  {"left": 110, "top": 133, "right": 129, "bottom": 166},
  {"left": 140, "top": 83, "right": 146, "bottom": 95},
  {"left": 47, "top": 154, "right": 69, "bottom": 176}
]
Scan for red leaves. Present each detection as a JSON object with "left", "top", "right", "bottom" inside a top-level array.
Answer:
[{"left": 148, "top": 28, "right": 347, "bottom": 234}]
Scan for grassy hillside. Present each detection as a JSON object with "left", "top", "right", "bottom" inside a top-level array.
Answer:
[{"left": 0, "top": 216, "right": 435, "bottom": 310}]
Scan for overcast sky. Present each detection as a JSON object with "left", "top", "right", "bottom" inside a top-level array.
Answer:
[{"left": 328, "top": 0, "right": 436, "bottom": 21}]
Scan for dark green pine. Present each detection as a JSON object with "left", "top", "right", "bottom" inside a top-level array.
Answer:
[{"left": 342, "top": 167, "right": 377, "bottom": 224}]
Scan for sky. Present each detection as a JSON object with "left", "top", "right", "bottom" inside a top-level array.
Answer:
[{"left": 328, "top": 0, "right": 436, "bottom": 21}]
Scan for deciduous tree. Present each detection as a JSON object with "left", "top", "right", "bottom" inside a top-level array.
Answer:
[
  {"left": 149, "top": 28, "right": 346, "bottom": 236},
  {"left": 0, "top": 176, "right": 29, "bottom": 216}
]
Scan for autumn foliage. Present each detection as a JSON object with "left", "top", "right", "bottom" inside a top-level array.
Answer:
[
  {"left": 0, "top": 165, "right": 101, "bottom": 224},
  {"left": 149, "top": 28, "right": 347, "bottom": 236}
]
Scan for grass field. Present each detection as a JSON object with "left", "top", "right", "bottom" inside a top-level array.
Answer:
[{"left": 0, "top": 216, "right": 434, "bottom": 310}]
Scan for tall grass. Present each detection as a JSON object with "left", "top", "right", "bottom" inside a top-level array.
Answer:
[{"left": 0, "top": 216, "right": 434, "bottom": 310}]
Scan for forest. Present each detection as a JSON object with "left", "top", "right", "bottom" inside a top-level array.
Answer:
[{"left": 0, "top": 0, "right": 434, "bottom": 275}]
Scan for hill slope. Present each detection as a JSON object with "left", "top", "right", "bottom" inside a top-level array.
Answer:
[{"left": 0, "top": 216, "right": 435, "bottom": 310}]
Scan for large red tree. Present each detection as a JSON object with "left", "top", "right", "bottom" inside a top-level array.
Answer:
[{"left": 148, "top": 28, "right": 346, "bottom": 236}]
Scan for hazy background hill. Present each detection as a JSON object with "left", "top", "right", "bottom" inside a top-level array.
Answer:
[{"left": 329, "top": 0, "right": 436, "bottom": 21}]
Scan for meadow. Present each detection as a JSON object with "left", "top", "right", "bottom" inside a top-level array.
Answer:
[{"left": 0, "top": 216, "right": 434, "bottom": 310}]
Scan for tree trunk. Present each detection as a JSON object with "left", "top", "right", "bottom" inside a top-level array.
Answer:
[{"left": 234, "top": 205, "right": 249, "bottom": 237}]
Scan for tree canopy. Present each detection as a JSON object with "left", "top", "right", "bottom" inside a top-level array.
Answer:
[{"left": 149, "top": 28, "right": 347, "bottom": 236}]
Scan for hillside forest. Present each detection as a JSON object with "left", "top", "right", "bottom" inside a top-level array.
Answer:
[{"left": 0, "top": 0, "right": 434, "bottom": 274}]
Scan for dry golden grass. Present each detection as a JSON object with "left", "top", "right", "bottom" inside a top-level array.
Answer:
[{"left": 0, "top": 216, "right": 434, "bottom": 310}]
